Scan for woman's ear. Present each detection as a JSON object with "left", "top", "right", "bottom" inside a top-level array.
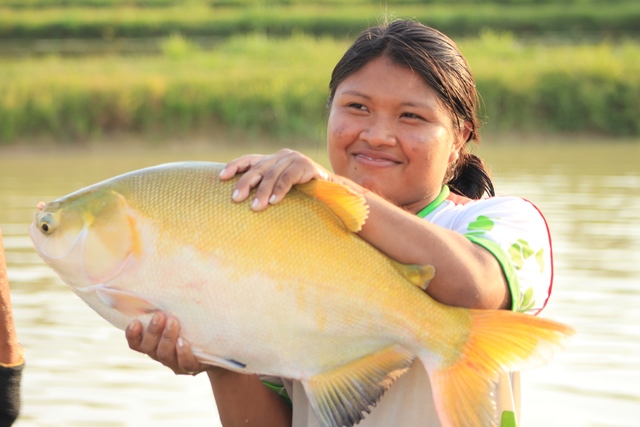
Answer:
[
  {"left": 460, "top": 120, "right": 473, "bottom": 144},
  {"left": 449, "top": 120, "right": 472, "bottom": 163}
]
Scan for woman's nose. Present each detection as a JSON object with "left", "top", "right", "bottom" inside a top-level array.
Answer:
[{"left": 359, "top": 119, "right": 397, "bottom": 147}]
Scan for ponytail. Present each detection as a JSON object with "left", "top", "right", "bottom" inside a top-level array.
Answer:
[{"left": 447, "top": 152, "right": 495, "bottom": 199}]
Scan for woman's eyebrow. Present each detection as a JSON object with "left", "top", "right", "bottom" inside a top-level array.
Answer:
[
  {"left": 401, "top": 100, "right": 438, "bottom": 111},
  {"left": 339, "top": 89, "right": 440, "bottom": 111},
  {"left": 339, "top": 89, "right": 370, "bottom": 99}
]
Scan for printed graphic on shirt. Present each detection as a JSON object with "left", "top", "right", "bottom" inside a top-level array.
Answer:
[
  {"left": 456, "top": 208, "right": 550, "bottom": 314},
  {"left": 417, "top": 185, "right": 551, "bottom": 313}
]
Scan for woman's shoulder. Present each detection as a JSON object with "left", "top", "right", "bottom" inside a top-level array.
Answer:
[
  {"left": 430, "top": 191, "right": 553, "bottom": 314},
  {"left": 428, "top": 190, "right": 548, "bottom": 229}
]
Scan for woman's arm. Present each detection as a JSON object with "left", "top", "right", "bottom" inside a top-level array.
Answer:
[
  {"left": 352, "top": 188, "right": 510, "bottom": 309},
  {"left": 207, "top": 368, "right": 292, "bottom": 427},
  {"left": 221, "top": 150, "right": 510, "bottom": 310},
  {"left": 0, "top": 228, "right": 24, "bottom": 427},
  {"left": 126, "top": 313, "right": 292, "bottom": 427},
  {"left": 0, "top": 229, "right": 22, "bottom": 366}
]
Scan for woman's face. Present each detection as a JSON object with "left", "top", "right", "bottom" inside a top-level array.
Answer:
[{"left": 327, "top": 56, "right": 468, "bottom": 212}]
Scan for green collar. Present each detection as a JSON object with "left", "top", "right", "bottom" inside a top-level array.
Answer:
[{"left": 416, "top": 185, "right": 450, "bottom": 218}]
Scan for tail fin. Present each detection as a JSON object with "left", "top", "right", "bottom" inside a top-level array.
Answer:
[{"left": 425, "top": 310, "right": 575, "bottom": 427}]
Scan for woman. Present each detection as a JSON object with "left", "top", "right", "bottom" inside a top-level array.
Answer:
[
  {"left": 1, "top": 228, "right": 24, "bottom": 427},
  {"left": 126, "top": 19, "right": 552, "bottom": 426}
]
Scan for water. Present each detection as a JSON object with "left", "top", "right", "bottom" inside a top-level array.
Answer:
[{"left": 1, "top": 139, "right": 639, "bottom": 426}]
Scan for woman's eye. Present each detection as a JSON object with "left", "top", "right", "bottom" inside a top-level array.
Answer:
[
  {"left": 348, "top": 103, "right": 366, "bottom": 110},
  {"left": 401, "top": 112, "right": 424, "bottom": 120}
]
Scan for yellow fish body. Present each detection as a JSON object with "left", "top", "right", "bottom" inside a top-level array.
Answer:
[{"left": 30, "top": 161, "right": 574, "bottom": 427}]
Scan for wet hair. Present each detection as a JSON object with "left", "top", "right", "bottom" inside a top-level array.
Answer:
[{"left": 328, "top": 19, "right": 495, "bottom": 199}]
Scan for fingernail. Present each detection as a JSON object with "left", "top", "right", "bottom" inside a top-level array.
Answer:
[
  {"left": 232, "top": 189, "right": 240, "bottom": 201},
  {"left": 167, "top": 317, "right": 177, "bottom": 331},
  {"left": 219, "top": 168, "right": 226, "bottom": 177},
  {"left": 151, "top": 313, "right": 160, "bottom": 325},
  {"left": 251, "top": 198, "right": 260, "bottom": 209},
  {"left": 269, "top": 194, "right": 277, "bottom": 204},
  {"left": 177, "top": 337, "right": 184, "bottom": 348}
]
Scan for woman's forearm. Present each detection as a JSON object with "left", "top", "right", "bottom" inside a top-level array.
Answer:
[
  {"left": 0, "top": 229, "right": 22, "bottom": 367},
  {"left": 208, "top": 369, "right": 291, "bottom": 427},
  {"left": 342, "top": 184, "right": 510, "bottom": 310}
]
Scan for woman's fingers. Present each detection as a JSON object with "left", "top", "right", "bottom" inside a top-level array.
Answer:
[
  {"left": 248, "top": 153, "right": 301, "bottom": 210},
  {"left": 125, "top": 319, "right": 144, "bottom": 351},
  {"left": 155, "top": 316, "right": 181, "bottom": 371},
  {"left": 223, "top": 149, "right": 330, "bottom": 211},
  {"left": 126, "top": 313, "right": 209, "bottom": 376},
  {"left": 176, "top": 336, "right": 208, "bottom": 375},
  {"left": 219, "top": 154, "right": 265, "bottom": 181},
  {"left": 136, "top": 312, "right": 167, "bottom": 360}
]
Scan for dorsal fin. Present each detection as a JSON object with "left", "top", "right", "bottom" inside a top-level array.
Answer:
[{"left": 296, "top": 180, "right": 369, "bottom": 232}]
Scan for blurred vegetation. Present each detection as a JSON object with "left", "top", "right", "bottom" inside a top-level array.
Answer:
[
  {"left": 1, "top": 2, "right": 639, "bottom": 40},
  {"left": 0, "top": 1, "right": 639, "bottom": 144},
  {"left": 0, "top": 0, "right": 633, "bottom": 7},
  {"left": 1, "top": 32, "right": 638, "bottom": 143}
]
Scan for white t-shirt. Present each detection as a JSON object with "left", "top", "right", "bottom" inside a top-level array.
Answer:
[{"left": 265, "top": 186, "right": 554, "bottom": 427}]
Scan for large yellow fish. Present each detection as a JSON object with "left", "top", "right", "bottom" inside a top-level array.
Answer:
[{"left": 30, "top": 161, "right": 573, "bottom": 427}]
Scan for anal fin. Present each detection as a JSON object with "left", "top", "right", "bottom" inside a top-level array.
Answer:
[{"left": 303, "top": 345, "right": 415, "bottom": 427}]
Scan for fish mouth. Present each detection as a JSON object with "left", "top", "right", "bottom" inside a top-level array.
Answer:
[
  {"left": 29, "top": 220, "right": 95, "bottom": 289},
  {"left": 30, "top": 220, "right": 86, "bottom": 261}
]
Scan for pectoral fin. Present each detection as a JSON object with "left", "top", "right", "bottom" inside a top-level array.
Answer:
[
  {"left": 296, "top": 180, "right": 369, "bottom": 232},
  {"left": 389, "top": 260, "right": 436, "bottom": 290},
  {"left": 92, "top": 286, "right": 162, "bottom": 317},
  {"left": 302, "top": 345, "right": 415, "bottom": 427}
]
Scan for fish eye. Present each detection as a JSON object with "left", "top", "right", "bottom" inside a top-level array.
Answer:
[{"left": 39, "top": 214, "right": 55, "bottom": 235}]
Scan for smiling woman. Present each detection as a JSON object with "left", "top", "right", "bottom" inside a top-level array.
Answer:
[
  {"left": 124, "top": 19, "right": 562, "bottom": 427},
  {"left": 326, "top": 56, "right": 468, "bottom": 210}
]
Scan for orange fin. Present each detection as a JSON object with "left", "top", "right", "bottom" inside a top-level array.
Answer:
[
  {"left": 424, "top": 310, "right": 575, "bottom": 427},
  {"left": 93, "top": 286, "right": 162, "bottom": 317},
  {"left": 390, "top": 260, "right": 435, "bottom": 290},
  {"left": 296, "top": 180, "right": 369, "bottom": 232},
  {"left": 302, "top": 345, "right": 415, "bottom": 427}
]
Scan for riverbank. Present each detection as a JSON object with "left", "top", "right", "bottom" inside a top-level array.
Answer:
[
  {"left": 2, "top": 130, "right": 637, "bottom": 160},
  {"left": 2, "top": 32, "right": 639, "bottom": 144}
]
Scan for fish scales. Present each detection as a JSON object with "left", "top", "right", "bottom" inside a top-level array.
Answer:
[{"left": 30, "top": 161, "right": 575, "bottom": 427}]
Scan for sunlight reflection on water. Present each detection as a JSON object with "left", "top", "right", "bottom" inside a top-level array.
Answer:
[{"left": 2, "top": 140, "right": 639, "bottom": 427}]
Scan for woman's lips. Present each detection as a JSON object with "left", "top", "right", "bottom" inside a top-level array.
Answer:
[{"left": 352, "top": 151, "right": 401, "bottom": 167}]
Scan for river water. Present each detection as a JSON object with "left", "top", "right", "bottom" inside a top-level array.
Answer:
[{"left": 1, "top": 139, "right": 639, "bottom": 426}]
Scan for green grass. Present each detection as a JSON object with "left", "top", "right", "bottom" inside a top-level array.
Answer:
[
  {"left": 1, "top": 2, "right": 639, "bottom": 39},
  {"left": 0, "top": 0, "right": 631, "bottom": 8},
  {"left": 1, "top": 32, "right": 638, "bottom": 143}
]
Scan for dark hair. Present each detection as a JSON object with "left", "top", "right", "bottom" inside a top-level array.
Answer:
[{"left": 328, "top": 19, "right": 495, "bottom": 199}]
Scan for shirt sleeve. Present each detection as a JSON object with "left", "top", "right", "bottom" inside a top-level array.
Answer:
[
  {"left": 436, "top": 196, "right": 553, "bottom": 314},
  {"left": 0, "top": 362, "right": 23, "bottom": 426},
  {"left": 259, "top": 375, "right": 292, "bottom": 407}
]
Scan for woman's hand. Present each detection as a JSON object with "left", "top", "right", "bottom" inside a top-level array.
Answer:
[
  {"left": 220, "top": 149, "right": 331, "bottom": 211},
  {"left": 125, "top": 312, "right": 210, "bottom": 376}
]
